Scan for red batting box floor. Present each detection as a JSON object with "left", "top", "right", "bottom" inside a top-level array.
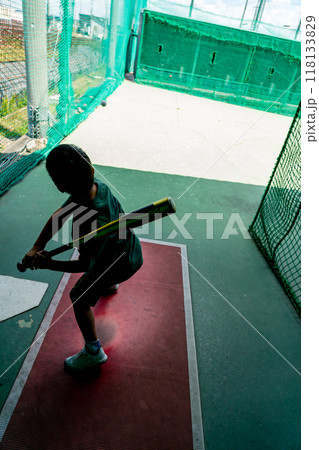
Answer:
[{"left": 0, "top": 241, "right": 194, "bottom": 449}]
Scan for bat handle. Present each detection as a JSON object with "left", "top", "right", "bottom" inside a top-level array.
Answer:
[{"left": 17, "top": 262, "right": 27, "bottom": 272}]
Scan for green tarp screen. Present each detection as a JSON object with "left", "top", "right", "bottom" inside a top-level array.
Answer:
[{"left": 135, "top": 10, "right": 301, "bottom": 116}]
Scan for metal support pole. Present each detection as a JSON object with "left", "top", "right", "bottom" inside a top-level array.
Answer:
[
  {"left": 125, "top": 0, "right": 142, "bottom": 74},
  {"left": 294, "top": 19, "right": 301, "bottom": 40},
  {"left": 106, "top": 0, "right": 120, "bottom": 79},
  {"left": 240, "top": 0, "right": 249, "bottom": 28},
  {"left": 133, "top": 10, "right": 144, "bottom": 78},
  {"left": 251, "top": 0, "right": 266, "bottom": 32},
  {"left": 56, "top": 0, "right": 75, "bottom": 134},
  {"left": 22, "top": 0, "right": 48, "bottom": 138},
  {"left": 189, "top": 0, "right": 195, "bottom": 19}
]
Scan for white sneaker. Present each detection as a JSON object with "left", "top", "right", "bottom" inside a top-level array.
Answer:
[
  {"left": 64, "top": 346, "right": 108, "bottom": 372},
  {"left": 103, "top": 284, "right": 119, "bottom": 295}
]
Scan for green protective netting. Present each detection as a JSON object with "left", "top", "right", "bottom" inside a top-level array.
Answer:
[
  {"left": 0, "top": 0, "right": 145, "bottom": 196},
  {"left": 249, "top": 103, "right": 301, "bottom": 315},
  {"left": 135, "top": 10, "right": 301, "bottom": 116}
]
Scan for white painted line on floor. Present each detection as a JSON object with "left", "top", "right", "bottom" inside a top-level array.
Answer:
[
  {"left": 141, "top": 238, "right": 205, "bottom": 450},
  {"left": 180, "top": 245, "right": 205, "bottom": 450},
  {"left": 0, "top": 276, "right": 48, "bottom": 322}
]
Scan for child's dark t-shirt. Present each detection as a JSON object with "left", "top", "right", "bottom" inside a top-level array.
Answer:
[{"left": 63, "top": 179, "right": 143, "bottom": 279}]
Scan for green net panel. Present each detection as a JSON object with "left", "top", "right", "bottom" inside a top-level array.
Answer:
[
  {"left": 249, "top": 103, "right": 301, "bottom": 315},
  {"left": 135, "top": 10, "right": 301, "bottom": 116},
  {"left": 0, "top": 0, "right": 145, "bottom": 196}
]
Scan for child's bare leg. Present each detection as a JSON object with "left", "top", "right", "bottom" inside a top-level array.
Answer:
[
  {"left": 64, "top": 299, "right": 107, "bottom": 371},
  {"left": 73, "top": 303, "right": 98, "bottom": 342}
]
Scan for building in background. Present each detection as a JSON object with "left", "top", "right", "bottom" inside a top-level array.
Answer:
[{"left": 77, "top": 14, "right": 108, "bottom": 39}]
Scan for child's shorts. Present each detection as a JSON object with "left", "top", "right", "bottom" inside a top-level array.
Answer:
[{"left": 70, "top": 256, "right": 142, "bottom": 308}]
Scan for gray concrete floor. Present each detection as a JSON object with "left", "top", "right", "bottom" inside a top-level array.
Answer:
[{"left": 64, "top": 80, "right": 293, "bottom": 186}]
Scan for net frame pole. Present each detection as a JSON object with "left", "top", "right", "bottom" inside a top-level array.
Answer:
[
  {"left": 294, "top": 20, "right": 301, "bottom": 40},
  {"left": 240, "top": 0, "right": 249, "bottom": 28},
  {"left": 106, "top": 0, "right": 120, "bottom": 79},
  {"left": 251, "top": 0, "right": 266, "bottom": 32},
  {"left": 133, "top": 9, "right": 145, "bottom": 78},
  {"left": 189, "top": 0, "right": 195, "bottom": 19},
  {"left": 22, "top": 0, "right": 48, "bottom": 139},
  {"left": 125, "top": 0, "right": 145, "bottom": 74},
  {"left": 57, "top": 0, "right": 75, "bottom": 136}
]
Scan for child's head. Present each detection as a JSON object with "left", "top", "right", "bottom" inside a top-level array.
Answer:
[{"left": 46, "top": 144, "right": 94, "bottom": 196}]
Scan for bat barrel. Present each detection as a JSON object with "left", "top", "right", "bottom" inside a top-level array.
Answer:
[
  {"left": 165, "top": 196, "right": 176, "bottom": 214},
  {"left": 133, "top": 197, "right": 176, "bottom": 216},
  {"left": 154, "top": 196, "right": 176, "bottom": 215}
]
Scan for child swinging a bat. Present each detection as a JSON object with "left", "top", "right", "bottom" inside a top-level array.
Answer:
[{"left": 22, "top": 144, "right": 144, "bottom": 373}]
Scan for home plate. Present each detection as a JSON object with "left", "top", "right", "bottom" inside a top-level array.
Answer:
[{"left": 0, "top": 275, "right": 48, "bottom": 322}]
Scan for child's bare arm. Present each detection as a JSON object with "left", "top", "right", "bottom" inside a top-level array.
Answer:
[
  {"left": 34, "top": 252, "right": 88, "bottom": 273},
  {"left": 34, "top": 207, "right": 66, "bottom": 249},
  {"left": 22, "top": 207, "right": 69, "bottom": 269}
]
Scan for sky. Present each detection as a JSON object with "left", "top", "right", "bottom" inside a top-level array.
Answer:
[
  {"left": 1, "top": 0, "right": 301, "bottom": 35},
  {"left": 146, "top": 0, "right": 301, "bottom": 28}
]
